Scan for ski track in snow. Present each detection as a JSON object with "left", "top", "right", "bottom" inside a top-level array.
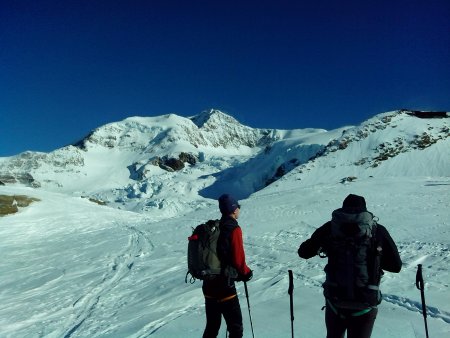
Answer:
[
  {"left": 62, "top": 223, "right": 155, "bottom": 338},
  {"left": 373, "top": 239, "right": 450, "bottom": 326},
  {"left": 389, "top": 240, "right": 450, "bottom": 326},
  {"left": 130, "top": 305, "right": 198, "bottom": 338},
  {"left": 383, "top": 294, "right": 450, "bottom": 324}
]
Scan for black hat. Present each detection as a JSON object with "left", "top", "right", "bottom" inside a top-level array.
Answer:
[
  {"left": 342, "top": 194, "right": 367, "bottom": 213},
  {"left": 218, "top": 194, "right": 240, "bottom": 215}
]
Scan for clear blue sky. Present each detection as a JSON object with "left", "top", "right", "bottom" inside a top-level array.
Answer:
[{"left": 1, "top": 0, "right": 449, "bottom": 156}]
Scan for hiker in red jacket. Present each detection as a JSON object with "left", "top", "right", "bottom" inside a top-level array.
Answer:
[{"left": 202, "top": 194, "right": 253, "bottom": 338}]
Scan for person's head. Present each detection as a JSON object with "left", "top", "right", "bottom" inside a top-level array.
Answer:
[
  {"left": 342, "top": 194, "right": 367, "bottom": 213},
  {"left": 218, "top": 194, "right": 241, "bottom": 219}
]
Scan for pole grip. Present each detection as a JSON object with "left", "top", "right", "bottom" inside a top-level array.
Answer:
[
  {"left": 416, "top": 264, "right": 426, "bottom": 313},
  {"left": 416, "top": 264, "right": 424, "bottom": 290},
  {"left": 416, "top": 264, "right": 429, "bottom": 338},
  {"left": 288, "top": 269, "right": 294, "bottom": 295},
  {"left": 416, "top": 264, "right": 427, "bottom": 317},
  {"left": 244, "top": 281, "right": 249, "bottom": 301}
]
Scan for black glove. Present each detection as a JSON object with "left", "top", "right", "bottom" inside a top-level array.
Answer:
[{"left": 241, "top": 270, "right": 253, "bottom": 282}]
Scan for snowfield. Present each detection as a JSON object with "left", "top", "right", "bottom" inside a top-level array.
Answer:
[{"left": 0, "top": 110, "right": 449, "bottom": 337}]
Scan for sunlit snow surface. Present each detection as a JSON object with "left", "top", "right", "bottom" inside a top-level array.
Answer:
[{"left": 1, "top": 176, "right": 449, "bottom": 338}]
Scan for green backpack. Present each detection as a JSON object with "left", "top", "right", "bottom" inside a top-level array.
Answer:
[{"left": 186, "top": 220, "right": 222, "bottom": 283}]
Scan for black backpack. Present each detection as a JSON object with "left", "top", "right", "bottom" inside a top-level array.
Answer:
[
  {"left": 186, "top": 220, "right": 222, "bottom": 283},
  {"left": 320, "top": 210, "right": 383, "bottom": 310}
]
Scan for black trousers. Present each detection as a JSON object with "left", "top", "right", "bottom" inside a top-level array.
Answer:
[
  {"left": 203, "top": 296, "right": 243, "bottom": 338},
  {"left": 325, "top": 305, "right": 378, "bottom": 338}
]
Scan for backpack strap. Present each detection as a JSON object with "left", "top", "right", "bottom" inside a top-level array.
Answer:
[
  {"left": 370, "top": 221, "right": 383, "bottom": 287},
  {"left": 217, "top": 217, "right": 239, "bottom": 278}
]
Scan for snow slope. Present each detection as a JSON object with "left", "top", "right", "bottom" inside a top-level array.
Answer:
[
  {"left": 0, "top": 109, "right": 449, "bottom": 337},
  {"left": 1, "top": 177, "right": 449, "bottom": 338}
]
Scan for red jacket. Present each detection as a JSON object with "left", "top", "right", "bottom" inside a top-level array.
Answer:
[
  {"left": 202, "top": 219, "right": 251, "bottom": 300},
  {"left": 229, "top": 226, "right": 251, "bottom": 276}
]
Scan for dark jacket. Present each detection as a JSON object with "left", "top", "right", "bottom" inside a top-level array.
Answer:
[
  {"left": 298, "top": 209, "right": 402, "bottom": 308},
  {"left": 202, "top": 216, "right": 251, "bottom": 300},
  {"left": 298, "top": 218, "right": 402, "bottom": 274}
]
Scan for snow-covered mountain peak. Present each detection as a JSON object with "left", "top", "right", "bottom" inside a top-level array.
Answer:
[
  {"left": 71, "top": 109, "right": 270, "bottom": 153},
  {"left": 190, "top": 109, "right": 240, "bottom": 128}
]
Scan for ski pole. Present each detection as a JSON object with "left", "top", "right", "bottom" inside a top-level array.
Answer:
[
  {"left": 244, "top": 281, "right": 255, "bottom": 338},
  {"left": 288, "top": 270, "right": 294, "bottom": 338},
  {"left": 415, "top": 264, "right": 429, "bottom": 338}
]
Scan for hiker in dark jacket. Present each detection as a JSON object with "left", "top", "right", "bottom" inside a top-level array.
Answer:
[
  {"left": 298, "top": 194, "right": 402, "bottom": 338},
  {"left": 202, "top": 194, "right": 253, "bottom": 338}
]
